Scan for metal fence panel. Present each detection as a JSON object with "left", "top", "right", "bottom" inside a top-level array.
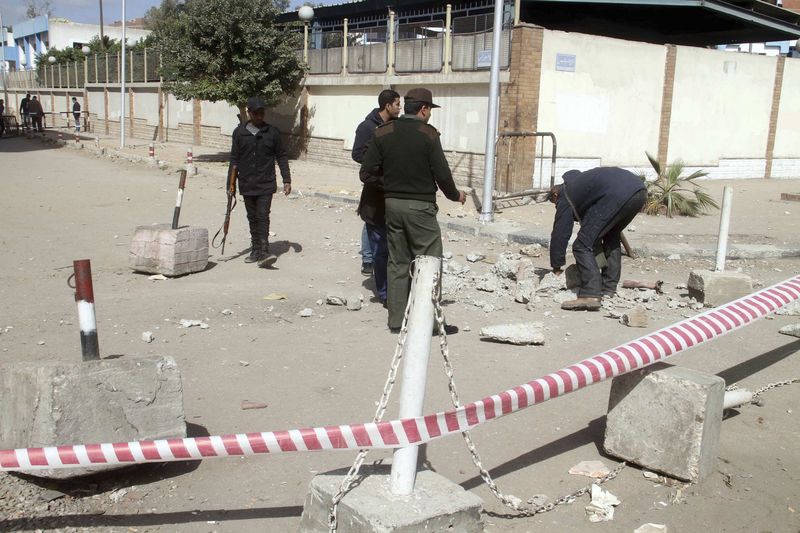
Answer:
[
  {"left": 451, "top": 29, "right": 511, "bottom": 71},
  {"left": 394, "top": 36, "right": 444, "bottom": 73},
  {"left": 107, "top": 54, "right": 119, "bottom": 84},
  {"left": 132, "top": 51, "right": 145, "bottom": 83},
  {"left": 348, "top": 42, "right": 387, "bottom": 73},
  {"left": 146, "top": 53, "right": 160, "bottom": 81}
]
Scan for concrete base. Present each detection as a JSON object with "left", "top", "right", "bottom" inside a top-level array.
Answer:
[
  {"left": 129, "top": 224, "right": 209, "bottom": 276},
  {"left": 687, "top": 269, "right": 752, "bottom": 307},
  {"left": 603, "top": 363, "right": 724, "bottom": 482},
  {"left": 299, "top": 465, "right": 484, "bottom": 533},
  {"left": 0, "top": 356, "right": 186, "bottom": 479}
]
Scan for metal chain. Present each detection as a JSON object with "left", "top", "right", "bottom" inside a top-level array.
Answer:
[
  {"left": 327, "top": 264, "right": 419, "bottom": 532},
  {"left": 432, "top": 279, "right": 626, "bottom": 517}
]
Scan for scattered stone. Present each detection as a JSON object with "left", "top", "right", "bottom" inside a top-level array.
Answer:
[
  {"left": 262, "top": 293, "right": 287, "bottom": 301},
  {"left": 141, "top": 331, "right": 155, "bottom": 343},
  {"left": 441, "top": 273, "right": 465, "bottom": 297},
  {"left": 446, "top": 231, "right": 461, "bottom": 242},
  {"left": 241, "top": 401, "right": 268, "bottom": 410},
  {"left": 519, "top": 243, "right": 543, "bottom": 257},
  {"left": 537, "top": 272, "right": 567, "bottom": 293},
  {"left": 326, "top": 291, "right": 348, "bottom": 305},
  {"left": 667, "top": 254, "right": 681, "bottom": 260},
  {"left": 621, "top": 305, "right": 649, "bottom": 328},
  {"left": 39, "top": 489, "right": 67, "bottom": 502},
  {"left": 37, "top": 340, "right": 45, "bottom": 345},
  {"left": 528, "top": 494, "right": 549, "bottom": 507},
  {"left": 443, "top": 251, "right": 454, "bottom": 260},
  {"left": 444, "top": 260, "right": 470, "bottom": 275},
  {"left": 466, "top": 252, "right": 485, "bottom": 263},
  {"left": 109, "top": 488, "right": 129, "bottom": 503},
  {"left": 298, "top": 308, "right": 315, "bottom": 317},
  {"left": 179, "top": 319, "right": 209, "bottom": 329},
  {"left": 778, "top": 324, "right": 800, "bottom": 338},
  {"left": 514, "top": 279, "right": 538, "bottom": 304},
  {"left": 569, "top": 460, "right": 611, "bottom": 479},
  {"left": 239, "top": 360, "right": 250, "bottom": 366},
  {"left": 346, "top": 293, "right": 363, "bottom": 311},
  {"left": 585, "top": 484, "right": 620, "bottom": 522},
  {"left": 493, "top": 252, "right": 526, "bottom": 280},
  {"left": 148, "top": 274, "right": 168, "bottom": 281},
  {"left": 479, "top": 323, "right": 545, "bottom": 345},
  {"left": 475, "top": 275, "right": 498, "bottom": 293},
  {"left": 553, "top": 290, "right": 579, "bottom": 304},
  {"left": 221, "top": 308, "right": 233, "bottom": 315},
  {"left": 634, "top": 524, "right": 668, "bottom": 533},
  {"left": 776, "top": 300, "right": 800, "bottom": 316}
]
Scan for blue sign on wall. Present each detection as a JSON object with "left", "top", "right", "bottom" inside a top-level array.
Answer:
[{"left": 556, "top": 53, "right": 576, "bottom": 72}]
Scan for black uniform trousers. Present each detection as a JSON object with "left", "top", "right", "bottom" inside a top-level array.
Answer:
[{"left": 243, "top": 193, "right": 274, "bottom": 248}]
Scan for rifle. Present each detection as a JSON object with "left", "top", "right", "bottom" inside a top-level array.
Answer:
[{"left": 212, "top": 165, "right": 237, "bottom": 255}]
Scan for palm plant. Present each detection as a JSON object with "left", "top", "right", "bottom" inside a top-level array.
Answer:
[{"left": 641, "top": 152, "right": 718, "bottom": 217}]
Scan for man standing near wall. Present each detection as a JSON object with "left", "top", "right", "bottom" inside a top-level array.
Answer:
[
  {"left": 351, "top": 89, "right": 401, "bottom": 303},
  {"left": 361, "top": 88, "right": 466, "bottom": 333},
  {"left": 72, "top": 97, "right": 81, "bottom": 133},
  {"left": 228, "top": 96, "right": 292, "bottom": 268},
  {"left": 28, "top": 96, "right": 44, "bottom": 132},
  {"left": 19, "top": 93, "right": 31, "bottom": 130}
]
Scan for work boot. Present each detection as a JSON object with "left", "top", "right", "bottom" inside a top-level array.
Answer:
[
  {"left": 257, "top": 241, "right": 277, "bottom": 268},
  {"left": 244, "top": 241, "right": 261, "bottom": 263},
  {"left": 561, "top": 297, "right": 602, "bottom": 311}
]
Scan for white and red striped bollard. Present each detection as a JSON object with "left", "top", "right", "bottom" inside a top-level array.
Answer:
[
  {"left": 186, "top": 147, "right": 195, "bottom": 175},
  {"left": 74, "top": 133, "right": 80, "bottom": 144},
  {"left": 58, "top": 131, "right": 63, "bottom": 142},
  {"left": 95, "top": 136, "right": 100, "bottom": 149},
  {"left": 73, "top": 259, "right": 100, "bottom": 361}
]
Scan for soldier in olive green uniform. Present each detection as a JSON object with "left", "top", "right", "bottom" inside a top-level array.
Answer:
[{"left": 361, "top": 88, "right": 466, "bottom": 332}]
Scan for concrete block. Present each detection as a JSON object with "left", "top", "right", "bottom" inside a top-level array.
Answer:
[
  {"left": 603, "top": 363, "right": 724, "bottom": 482},
  {"left": 687, "top": 269, "right": 752, "bottom": 307},
  {"left": 129, "top": 224, "right": 209, "bottom": 276},
  {"left": 621, "top": 305, "right": 649, "bottom": 328},
  {"left": 0, "top": 356, "right": 185, "bottom": 479},
  {"left": 299, "top": 465, "right": 484, "bottom": 533}
]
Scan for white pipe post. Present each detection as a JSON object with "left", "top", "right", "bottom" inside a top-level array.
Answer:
[
  {"left": 119, "top": 0, "right": 126, "bottom": 149},
  {"left": 715, "top": 186, "right": 733, "bottom": 272},
  {"left": 723, "top": 389, "right": 753, "bottom": 409},
  {"left": 479, "top": 0, "right": 505, "bottom": 224},
  {"left": 389, "top": 256, "right": 441, "bottom": 495}
]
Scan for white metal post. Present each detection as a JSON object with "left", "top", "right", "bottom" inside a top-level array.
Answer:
[
  {"left": 479, "top": 0, "right": 505, "bottom": 223},
  {"left": 715, "top": 186, "right": 733, "bottom": 272},
  {"left": 120, "top": 0, "right": 126, "bottom": 149},
  {"left": 389, "top": 256, "right": 441, "bottom": 495}
]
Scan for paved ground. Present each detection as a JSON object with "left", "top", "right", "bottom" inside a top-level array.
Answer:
[{"left": 0, "top": 131, "right": 799, "bottom": 533}]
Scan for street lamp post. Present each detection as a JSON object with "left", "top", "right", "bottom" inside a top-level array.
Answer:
[
  {"left": 82, "top": 45, "right": 90, "bottom": 133},
  {"left": 298, "top": 6, "right": 314, "bottom": 63},
  {"left": 120, "top": 0, "right": 126, "bottom": 149}
]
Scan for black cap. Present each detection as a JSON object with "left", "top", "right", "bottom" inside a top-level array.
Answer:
[
  {"left": 247, "top": 96, "right": 266, "bottom": 112},
  {"left": 405, "top": 88, "right": 440, "bottom": 109}
]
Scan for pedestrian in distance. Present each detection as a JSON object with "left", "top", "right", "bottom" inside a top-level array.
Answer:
[
  {"left": 28, "top": 96, "right": 44, "bottom": 132},
  {"left": 361, "top": 88, "right": 466, "bottom": 333},
  {"left": 351, "top": 89, "right": 401, "bottom": 304},
  {"left": 0, "top": 99, "right": 5, "bottom": 138},
  {"left": 19, "top": 93, "right": 31, "bottom": 131},
  {"left": 548, "top": 167, "right": 646, "bottom": 311},
  {"left": 228, "top": 96, "right": 292, "bottom": 268},
  {"left": 72, "top": 97, "right": 81, "bottom": 133}
]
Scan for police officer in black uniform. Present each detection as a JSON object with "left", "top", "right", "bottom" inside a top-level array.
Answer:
[{"left": 228, "top": 96, "right": 291, "bottom": 267}]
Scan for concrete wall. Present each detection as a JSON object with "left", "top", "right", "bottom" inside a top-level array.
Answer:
[
  {"left": 669, "top": 47, "right": 776, "bottom": 168},
  {"left": 49, "top": 21, "right": 150, "bottom": 49},
  {"left": 538, "top": 31, "right": 666, "bottom": 168},
  {"left": 772, "top": 57, "right": 800, "bottom": 179}
]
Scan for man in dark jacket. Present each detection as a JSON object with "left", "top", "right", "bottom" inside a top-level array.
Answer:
[
  {"left": 361, "top": 88, "right": 466, "bottom": 332},
  {"left": 228, "top": 96, "right": 291, "bottom": 268},
  {"left": 72, "top": 97, "right": 81, "bottom": 132},
  {"left": 549, "top": 167, "right": 646, "bottom": 310},
  {"left": 28, "top": 96, "right": 44, "bottom": 132},
  {"left": 352, "top": 89, "right": 400, "bottom": 303},
  {"left": 19, "top": 94, "right": 31, "bottom": 130}
]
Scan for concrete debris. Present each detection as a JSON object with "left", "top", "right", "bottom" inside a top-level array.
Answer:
[
  {"left": 221, "top": 308, "right": 233, "bottom": 315},
  {"left": 179, "top": 319, "right": 208, "bottom": 329},
  {"left": 262, "top": 293, "right": 287, "bottom": 300},
  {"left": 298, "top": 308, "right": 315, "bottom": 317},
  {"left": 479, "top": 323, "right": 545, "bottom": 345},
  {"left": 569, "top": 460, "right": 611, "bottom": 479},
  {"left": 444, "top": 260, "right": 470, "bottom": 276},
  {"left": 346, "top": 293, "right": 363, "bottom": 311},
  {"left": 109, "top": 488, "right": 129, "bottom": 503},
  {"left": 621, "top": 305, "right": 649, "bottom": 328},
  {"left": 241, "top": 401, "right": 268, "bottom": 410},
  {"left": 528, "top": 494, "right": 549, "bottom": 507},
  {"left": 148, "top": 274, "right": 168, "bottom": 281},
  {"left": 446, "top": 231, "right": 462, "bottom": 242},
  {"left": 514, "top": 279, "right": 539, "bottom": 304},
  {"left": 667, "top": 254, "right": 682, "bottom": 260},
  {"left": 634, "top": 524, "right": 668, "bottom": 533},
  {"left": 441, "top": 273, "right": 465, "bottom": 297},
  {"left": 475, "top": 275, "right": 498, "bottom": 293},
  {"left": 778, "top": 323, "right": 800, "bottom": 338},
  {"left": 141, "top": 331, "right": 155, "bottom": 343},
  {"left": 443, "top": 251, "right": 454, "bottom": 260},
  {"left": 326, "top": 291, "right": 348, "bottom": 305},
  {"left": 519, "top": 243, "right": 543, "bottom": 257},
  {"left": 466, "top": 252, "right": 485, "bottom": 263},
  {"left": 538, "top": 272, "right": 567, "bottom": 293},
  {"left": 553, "top": 290, "right": 580, "bottom": 304},
  {"left": 585, "top": 484, "right": 620, "bottom": 522},
  {"left": 776, "top": 300, "right": 800, "bottom": 316},
  {"left": 492, "top": 252, "right": 526, "bottom": 280}
]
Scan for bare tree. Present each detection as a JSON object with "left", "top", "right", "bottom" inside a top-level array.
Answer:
[{"left": 25, "top": 0, "right": 53, "bottom": 19}]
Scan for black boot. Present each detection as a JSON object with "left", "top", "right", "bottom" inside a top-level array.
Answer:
[
  {"left": 257, "top": 241, "right": 277, "bottom": 268},
  {"left": 244, "top": 240, "right": 262, "bottom": 263}
]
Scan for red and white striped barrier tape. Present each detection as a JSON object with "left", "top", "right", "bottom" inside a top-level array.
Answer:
[{"left": 2, "top": 275, "right": 798, "bottom": 471}]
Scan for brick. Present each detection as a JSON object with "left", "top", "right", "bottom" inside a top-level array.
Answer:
[{"left": 604, "top": 363, "right": 724, "bottom": 482}]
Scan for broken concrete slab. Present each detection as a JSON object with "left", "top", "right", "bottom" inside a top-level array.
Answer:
[
  {"left": 0, "top": 355, "right": 185, "bottom": 479},
  {"left": 621, "top": 305, "right": 649, "bottom": 328},
  {"left": 346, "top": 293, "right": 363, "bottom": 311},
  {"left": 519, "top": 243, "right": 543, "bottom": 257},
  {"left": 129, "top": 224, "right": 209, "bottom": 276},
  {"left": 326, "top": 291, "right": 348, "bottom": 305},
  {"left": 776, "top": 300, "right": 800, "bottom": 316},
  {"left": 466, "top": 252, "right": 485, "bottom": 263},
  {"left": 299, "top": 465, "right": 484, "bottom": 533},
  {"left": 537, "top": 272, "right": 567, "bottom": 293},
  {"left": 514, "top": 279, "right": 538, "bottom": 304},
  {"left": 479, "top": 323, "right": 545, "bottom": 345},
  {"left": 778, "top": 323, "right": 800, "bottom": 338},
  {"left": 687, "top": 270, "right": 752, "bottom": 307},
  {"left": 553, "top": 290, "right": 580, "bottom": 304},
  {"left": 604, "top": 362, "right": 724, "bottom": 482}
]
